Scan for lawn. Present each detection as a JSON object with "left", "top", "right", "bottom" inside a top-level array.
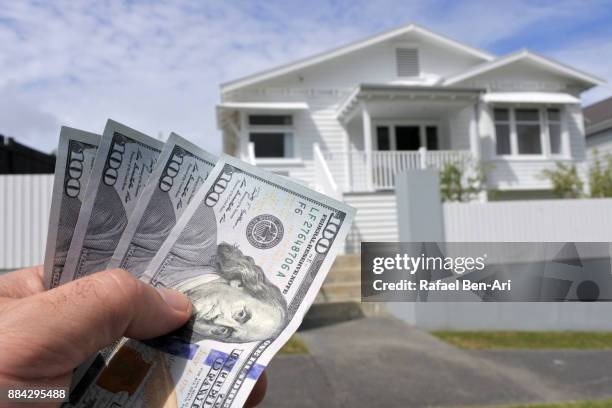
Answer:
[
  {"left": 432, "top": 331, "right": 612, "bottom": 350},
  {"left": 503, "top": 399, "right": 612, "bottom": 407},
  {"left": 278, "top": 334, "right": 309, "bottom": 354}
]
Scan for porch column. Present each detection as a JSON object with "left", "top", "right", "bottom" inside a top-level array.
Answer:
[
  {"left": 239, "top": 110, "right": 248, "bottom": 159},
  {"left": 470, "top": 102, "right": 482, "bottom": 161},
  {"left": 361, "top": 102, "right": 374, "bottom": 191},
  {"left": 472, "top": 101, "right": 487, "bottom": 202}
]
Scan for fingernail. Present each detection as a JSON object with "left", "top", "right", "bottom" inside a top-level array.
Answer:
[{"left": 156, "top": 287, "right": 191, "bottom": 313}]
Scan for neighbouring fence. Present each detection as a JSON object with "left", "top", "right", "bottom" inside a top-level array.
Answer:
[
  {"left": 443, "top": 198, "right": 612, "bottom": 242},
  {"left": 0, "top": 175, "right": 53, "bottom": 270}
]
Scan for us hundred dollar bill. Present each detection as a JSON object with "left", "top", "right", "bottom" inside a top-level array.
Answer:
[
  {"left": 72, "top": 155, "right": 355, "bottom": 408},
  {"left": 43, "top": 127, "right": 100, "bottom": 289},
  {"left": 60, "top": 120, "right": 164, "bottom": 284},
  {"left": 107, "top": 133, "right": 217, "bottom": 277}
]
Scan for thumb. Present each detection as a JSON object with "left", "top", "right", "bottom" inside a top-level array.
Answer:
[{"left": 0, "top": 268, "right": 192, "bottom": 378}]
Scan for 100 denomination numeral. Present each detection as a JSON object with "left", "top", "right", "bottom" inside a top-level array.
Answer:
[{"left": 103, "top": 138, "right": 126, "bottom": 186}]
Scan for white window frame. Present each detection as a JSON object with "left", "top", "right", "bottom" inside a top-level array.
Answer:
[
  {"left": 493, "top": 105, "right": 570, "bottom": 160},
  {"left": 373, "top": 119, "right": 439, "bottom": 150},
  {"left": 544, "top": 107, "right": 567, "bottom": 158},
  {"left": 246, "top": 112, "right": 300, "bottom": 163}
]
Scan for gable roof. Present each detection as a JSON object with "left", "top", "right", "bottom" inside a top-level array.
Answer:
[
  {"left": 444, "top": 49, "right": 605, "bottom": 87},
  {"left": 584, "top": 96, "right": 612, "bottom": 136},
  {"left": 221, "top": 24, "right": 495, "bottom": 93}
]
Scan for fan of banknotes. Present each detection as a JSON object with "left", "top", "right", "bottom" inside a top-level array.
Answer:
[{"left": 44, "top": 120, "right": 355, "bottom": 407}]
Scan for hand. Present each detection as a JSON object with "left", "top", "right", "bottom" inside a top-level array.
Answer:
[{"left": 0, "top": 266, "right": 267, "bottom": 407}]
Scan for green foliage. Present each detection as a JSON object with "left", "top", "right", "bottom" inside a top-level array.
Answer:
[
  {"left": 432, "top": 330, "right": 612, "bottom": 350},
  {"left": 540, "top": 162, "right": 583, "bottom": 199},
  {"left": 589, "top": 149, "right": 612, "bottom": 198},
  {"left": 439, "top": 159, "right": 486, "bottom": 202},
  {"left": 278, "top": 335, "right": 309, "bottom": 354}
]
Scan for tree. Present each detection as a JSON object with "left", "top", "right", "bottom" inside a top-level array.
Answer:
[
  {"left": 540, "top": 162, "right": 583, "bottom": 199},
  {"left": 589, "top": 149, "right": 612, "bottom": 198},
  {"left": 439, "top": 159, "right": 486, "bottom": 202}
]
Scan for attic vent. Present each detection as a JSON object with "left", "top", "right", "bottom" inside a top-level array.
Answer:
[{"left": 396, "top": 48, "right": 419, "bottom": 77}]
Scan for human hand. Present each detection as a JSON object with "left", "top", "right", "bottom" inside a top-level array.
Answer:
[{"left": 0, "top": 266, "right": 267, "bottom": 407}]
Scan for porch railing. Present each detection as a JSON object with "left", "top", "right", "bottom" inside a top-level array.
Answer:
[{"left": 344, "top": 149, "right": 473, "bottom": 191}]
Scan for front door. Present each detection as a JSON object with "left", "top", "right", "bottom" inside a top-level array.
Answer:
[{"left": 375, "top": 124, "right": 438, "bottom": 151}]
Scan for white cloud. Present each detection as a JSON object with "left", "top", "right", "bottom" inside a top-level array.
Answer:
[{"left": 0, "top": 0, "right": 610, "bottom": 153}]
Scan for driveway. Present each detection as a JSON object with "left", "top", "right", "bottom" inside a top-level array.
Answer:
[{"left": 262, "top": 316, "right": 612, "bottom": 407}]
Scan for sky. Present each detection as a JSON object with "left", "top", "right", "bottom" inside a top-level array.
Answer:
[{"left": 1, "top": 0, "right": 612, "bottom": 154}]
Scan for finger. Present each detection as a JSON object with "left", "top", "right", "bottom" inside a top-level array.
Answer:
[
  {"left": 0, "top": 266, "right": 45, "bottom": 299},
  {"left": 245, "top": 371, "right": 268, "bottom": 408},
  {"left": 0, "top": 268, "right": 192, "bottom": 378}
]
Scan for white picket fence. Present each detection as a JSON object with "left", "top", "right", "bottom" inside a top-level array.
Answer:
[
  {"left": 443, "top": 198, "right": 612, "bottom": 241},
  {"left": 0, "top": 175, "right": 54, "bottom": 270}
]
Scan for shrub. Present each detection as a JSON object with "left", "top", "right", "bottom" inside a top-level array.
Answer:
[
  {"left": 439, "top": 159, "right": 486, "bottom": 202},
  {"left": 589, "top": 150, "right": 612, "bottom": 198},
  {"left": 540, "top": 162, "right": 583, "bottom": 199}
]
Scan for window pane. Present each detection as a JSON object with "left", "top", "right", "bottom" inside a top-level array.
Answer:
[
  {"left": 249, "top": 133, "right": 286, "bottom": 158},
  {"left": 495, "top": 124, "right": 511, "bottom": 155},
  {"left": 549, "top": 123, "right": 562, "bottom": 154},
  {"left": 395, "top": 126, "right": 421, "bottom": 150},
  {"left": 376, "top": 126, "right": 390, "bottom": 150},
  {"left": 515, "top": 109, "right": 539, "bottom": 122},
  {"left": 547, "top": 108, "right": 560, "bottom": 122},
  {"left": 248, "top": 115, "right": 292, "bottom": 126},
  {"left": 494, "top": 108, "right": 509, "bottom": 121},
  {"left": 426, "top": 126, "right": 438, "bottom": 150},
  {"left": 516, "top": 124, "right": 542, "bottom": 154}
]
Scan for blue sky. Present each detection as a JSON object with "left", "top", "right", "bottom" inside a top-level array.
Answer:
[{"left": 1, "top": 0, "right": 612, "bottom": 153}]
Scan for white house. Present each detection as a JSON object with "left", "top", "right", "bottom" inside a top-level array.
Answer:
[
  {"left": 216, "top": 24, "right": 604, "bottom": 251},
  {"left": 585, "top": 96, "right": 612, "bottom": 165}
]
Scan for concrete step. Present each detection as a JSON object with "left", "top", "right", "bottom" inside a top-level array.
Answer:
[
  {"left": 324, "top": 254, "right": 361, "bottom": 283},
  {"left": 324, "top": 267, "right": 360, "bottom": 283},
  {"left": 317, "top": 281, "right": 361, "bottom": 303},
  {"left": 331, "top": 254, "right": 360, "bottom": 269}
]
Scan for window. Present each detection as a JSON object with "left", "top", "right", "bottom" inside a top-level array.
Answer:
[
  {"left": 494, "top": 109, "right": 511, "bottom": 155},
  {"left": 396, "top": 48, "right": 419, "bottom": 77},
  {"left": 248, "top": 115, "right": 294, "bottom": 159},
  {"left": 547, "top": 108, "right": 562, "bottom": 155},
  {"left": 375, "top": 124, "right": 438, "bottom": 150},
  {"left": 515, "top": 109, "right": 541, "bottom": 154},
  {"left": 376, "top": 126, "right": 390, "bottom": 150},
  {"left": 493, "top": 107, "right": 565, "bottom": 157},
  {"left": 425, "top": 126, "right": 438, "bottom": 150},
  {"left": 395, "top": 126, "right": 421, "bottom": 150},
  {"left": 249, "top": 115, "right": 292, "bottom": 126}
]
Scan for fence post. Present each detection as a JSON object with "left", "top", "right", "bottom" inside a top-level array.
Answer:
[
  {"left": 395, "top": 169, "right": 444, "bottom": 241},
  {"left": 418, "top": 146, "right": 427, "bottom": 169}
]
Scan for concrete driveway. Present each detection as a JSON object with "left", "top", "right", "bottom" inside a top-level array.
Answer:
[{"left": 262, "top": 316, "right": 612, "bottom": 408}]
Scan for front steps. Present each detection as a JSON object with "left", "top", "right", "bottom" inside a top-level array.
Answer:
[{"left": 316, "top": 254, "right": 361, "bottom": 303}]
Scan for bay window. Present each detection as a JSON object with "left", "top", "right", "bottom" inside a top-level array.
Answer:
[
  {"left": 493, "top": 107, "right": 566, "bottom": 157},
  {"left": 515, "top": 109, "right": 541, "bottom": 154},
  {"left": 248, "top": 114, "right": 294, "bottom": 158}
]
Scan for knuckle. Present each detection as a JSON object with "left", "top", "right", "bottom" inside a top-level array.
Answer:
[
  {"left": 74, "top": 269, "right": 142, "bottom": 313},
  {"left": 103, "top": 268, "right": 143, "bottom": 301}
]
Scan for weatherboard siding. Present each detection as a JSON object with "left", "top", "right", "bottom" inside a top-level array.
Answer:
[{"left": 343, "top": 192, "right": 398, "bottom": 253}]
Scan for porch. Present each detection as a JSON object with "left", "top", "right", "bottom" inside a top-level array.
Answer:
[{"left": 331, "top": 84, "right": 482, "bottom": 193}]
